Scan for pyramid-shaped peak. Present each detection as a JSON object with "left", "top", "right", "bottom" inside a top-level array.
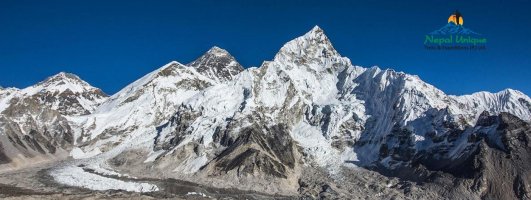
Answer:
[
  {"left": 274, "top": 25, "right": 340, "bottom": 62},
  {"left": 190, "top": 46, "right": 239, "bottom": 66},
  {"left": 19, "top": 71, "right": 108, "bottom": 115},
  {"left": 52, "top": 72, "right": 81, "bottom": 79},
  {"left": 300, "top": 25, "right": 329, "bottom": 42},
  {"left": 307, "top": 25, "right": 324, "bottom": 35},
  {"left": 205, "top": 46, "right": 231, "bottom": 57},
  {"left": 190, "top": 46, "right": 238, "bottom": 66},
  {"left": 32, "top": 71, "right": 104, "bottom": 94},
  {"left": 41, "top": 72, "right": 85, "bottom": 85},
  {"left": 208, "top": 46, "right": 227, "bottom": 52},
  {"left": 188, "top": 46, "right": 243, "bottom": 82}
]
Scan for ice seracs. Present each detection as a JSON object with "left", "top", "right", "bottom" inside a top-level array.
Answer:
[
  {"left": 1, "top": 26, "right": 530, "bottom": 197},
  {"left": 73, "top": 48, "right": 246, "bottom": 157},
  {"left": 51, "top": 165, "right": 158, "bottom": 192},
  {"left": 78, "top": 26, "right": 531, "bottom": 180}
]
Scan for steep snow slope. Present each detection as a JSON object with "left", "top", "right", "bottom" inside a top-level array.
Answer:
[
  {"left": 0, "top": 73, "right": 108, "bottom": 169},
  {"left": 1, "top": 26, "right": 526, "bottom": 196},
  {"left": 75, "top": 26, "right": 531, "bottom": 174},
  {"left": 348, "top": 65, "right": 531, "bottom": 164},
  {"left": 86, "top": 27, "right": 531, "bottom": 195},
  {"left": 0, "top": 72, "right": 107, "bottom": 116},
  {"left": 21, "top": 72, "right": 107, "bottom": 116},
  {"left": 452, "top": 89, "right": 531, "bottom": 121},
  {"left": 149, "top": 26, "right": 367, "bottom": 170},
  {"left": 74, "top": 48, "right": 244, "bottom": 157},
  {"left": 0, "top": 88, "right": 18, "bottom": 114}
]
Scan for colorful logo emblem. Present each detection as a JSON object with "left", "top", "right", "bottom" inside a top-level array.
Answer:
[{"left": 424, "top": 10, "right": 487, "bottom": 50}]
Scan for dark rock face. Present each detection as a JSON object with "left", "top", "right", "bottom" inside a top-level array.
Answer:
[
  {"left": 154, "top": 105, "right": 201, "bottom": 151},
  {"left": 152, "top": 102, "right": 298, "bottom": 179},
  {"left": 467, "top": 113, "right": 531, "bottom": 200},
  {"left": 33, "top": 88, "right": 107, "bottom": 116},
  {"left": 188, "top": 46, "right": 244, "bottom": 82},
  {"left": 374, "top": 112, "right": 531, "bottom": 199},
  {"left": 382, "top": 125, "right": 416, "bottom": 162},
  {"left": 0, "top": 72, "right": 106, "bottom": 166},
  {"left": 0, "top": 97, "right": 74, "bottom": 164},
  {"left": 518, "top": 98, "right": 531, "bottom": 112},
  {"left": 0, "top": 143, "right": 11, "bottom": 164},
  {"left": 210, "top": 123, "right": 296, "bottom": 178},
  {"left": 31, "top": 72, "right": 108, "bottom": 116}
]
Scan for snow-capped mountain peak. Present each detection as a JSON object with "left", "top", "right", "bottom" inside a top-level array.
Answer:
[
  {"left": 31, "top": 72, "right": 96, "bottom": 94},
  {"left": 11, "top": 72, "right": 109, "bottom": 116},
  {"left": 0, "top": 72, "right": 110, "bottom": 167},
  {"left": 0, "top": 71, "right": 109, "bottom": 116},
  {"left": 303, "top": 25, "right": 327, "bottom": 41},
  {"left": 80, "top": 60, "right": 221, "bottom": 144},
  {"left": 188, "top": 46, "right": 243, "bottom": 82},
  {"left": 452, "top": 88, "right": 531, "bottom": 122},
  {"left": 205, "top": 46, "right": 230, "bottom": 56},
  {"left": 274, "top": 25, "right": 340, "bottom": 63},
  {"left": 2, "top": 26, "right": 531, "bottom": 199}
]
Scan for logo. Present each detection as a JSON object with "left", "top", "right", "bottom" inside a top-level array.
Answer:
[{"left": 424, "top": 10, "right": 487, "bottom": 50}]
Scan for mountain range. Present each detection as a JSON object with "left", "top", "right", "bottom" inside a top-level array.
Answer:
[{"left": 0, "top": 26, "right": 529, "bottom": 199}]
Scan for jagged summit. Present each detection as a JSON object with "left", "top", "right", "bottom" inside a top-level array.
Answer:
[
  {"left": 453, "top": 88, "right": 531, "bottom": 121},
  {"left": 188, "top": 46, "right": 243, "bottom": 82},
  {"left": 205, "top": 46, "right": 231, "bottom": 56},
  {"left": 455, "top": 88, "right": 530, "bottom": 104},
  {"left": 41, "top": 72, "right": 82, "bottom": 82},
  {"left": 469, "top": 89, "right": 529, "bottom": 101},
  {"left": 498, "top": 88, "right": 527, "bottom": 96},
  {"left": 32, "top": 72, "right": 101, "bottom": 94},
  {"left": 305, "top": 25, "right": 326, "bottom": 38},
  {"left": 189, "top": 46, "right": 238, "bottom": 65},
  {"left": 274, "top": 25, "right": 341, "bottom": 63},
  {"left": 17, "top": 72, "right": 109, "bottom": 115},
  {"left": 49, "top": 72, "right": 81, "bottom": 80},
  {"left": 1, "top": 26, "right": 530, "bottom": 199}
]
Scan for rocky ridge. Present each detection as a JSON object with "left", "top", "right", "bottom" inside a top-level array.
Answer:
[{"left": 0, "top": 26, "right": 530, "bottom": 199}]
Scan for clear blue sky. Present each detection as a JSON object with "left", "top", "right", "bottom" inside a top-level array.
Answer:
[{"left": 1, "top": 0, "right": 530, "bottom": 95}]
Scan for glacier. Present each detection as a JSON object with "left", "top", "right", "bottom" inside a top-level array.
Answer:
[{"left": 0, "top": 25, "right": 530, "bottom": 198}]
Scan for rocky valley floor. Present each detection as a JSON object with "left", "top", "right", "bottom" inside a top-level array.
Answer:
[
  {"left": 0, "top": 158, "right": 497, "bottom": 200},
  {"left": 0, "top": 159, "right": 295, "bottom": 200}
]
